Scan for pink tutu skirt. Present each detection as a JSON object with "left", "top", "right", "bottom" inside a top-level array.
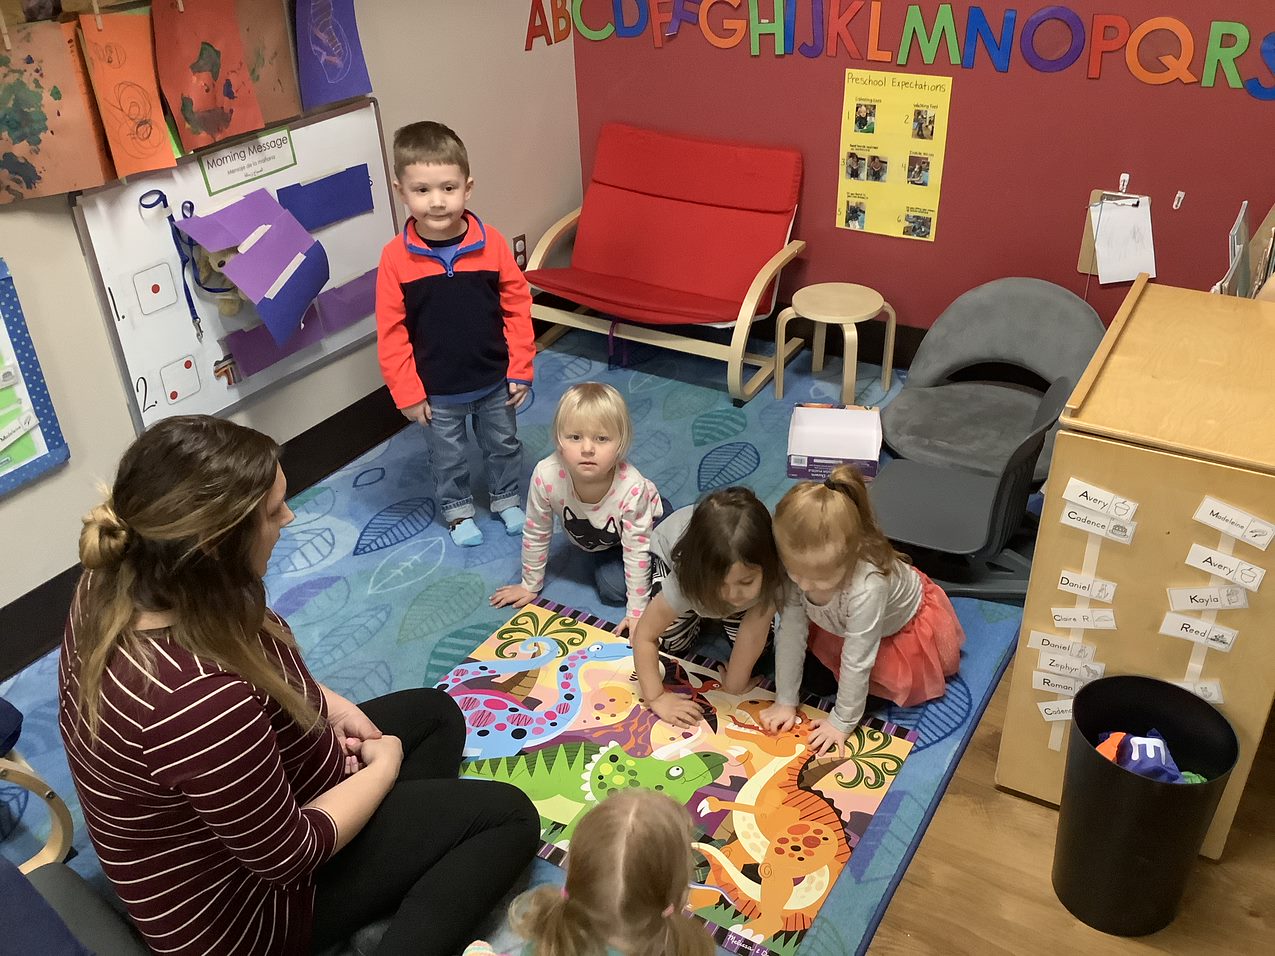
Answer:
[{"left": 808, "top": 570, "right": 965, "bottom": 708}]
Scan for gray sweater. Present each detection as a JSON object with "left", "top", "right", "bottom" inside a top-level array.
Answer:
[{"left": 774, "top": 558, "right": 922, "bottom": 732}]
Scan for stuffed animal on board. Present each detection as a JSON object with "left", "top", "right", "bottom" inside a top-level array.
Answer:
[{"left": 192, "top": 245, "right": 250, "bottom": 318}]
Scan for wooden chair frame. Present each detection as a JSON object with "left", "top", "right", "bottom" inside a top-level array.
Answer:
[
  {"left": 528, "top": 208, "right": 806, "bottom": 403},
  {"left": 1, "top": 748, "right": 73, "bottom": 874}
]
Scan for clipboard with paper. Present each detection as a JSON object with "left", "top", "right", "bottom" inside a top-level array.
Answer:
[{"left": 1077, "top": 189, "right": 1156, "bottom": 284}]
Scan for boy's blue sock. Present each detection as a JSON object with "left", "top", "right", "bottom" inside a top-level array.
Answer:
[
  {"left": 449, "top": 518, "right": 484, "bottom": 547},
  {"left": 497, "top": 506, "right": 526, "bottom": 536}
]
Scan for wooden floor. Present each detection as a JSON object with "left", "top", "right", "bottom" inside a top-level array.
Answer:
[{"left": 869, "top": 672, "right": 1275, "bottom": 954}]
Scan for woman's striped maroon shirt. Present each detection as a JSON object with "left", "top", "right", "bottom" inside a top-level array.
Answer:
[{"left": 58, "top": 611, "right": 345, "bottom": 955}]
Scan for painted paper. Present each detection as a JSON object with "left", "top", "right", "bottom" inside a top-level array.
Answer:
[
  {"left": 295, "top": 0, "right": 372, "bottom": 110},
  {"left": 78, "top": 9, "right": 177, "bottom": 177},
  {"left": 175, "top": 188, "right": 329, "bottom": 346},
  {"left": 441, "top": 600, "right": 916, "bottom": 956},
  {"left": 237, "top": 0, "right": 302, "bottom": 125},
  {"left": 151, "top": 0, "right": 264, "bottom": 152},
  {"left": 836, "top": 68, "right": 952, "bottom": 242},
  {"left": 0, "top": 19, "right": 114, "bottom": 204}
]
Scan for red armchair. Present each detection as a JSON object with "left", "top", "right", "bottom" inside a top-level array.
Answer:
[{"left": 527, "top": 123, "right": 805, "bottom": 402}]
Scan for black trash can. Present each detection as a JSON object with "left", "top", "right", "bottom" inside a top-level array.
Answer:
[{"left": 1051, "top": 675, "right": 1239, "bottom": 936}]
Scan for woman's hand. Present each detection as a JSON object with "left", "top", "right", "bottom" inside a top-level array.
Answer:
[
  {"left": 759, "top": 703, "right": 798, "bottom": 734},
  {"left": 329, "top": 702, "right": 382, "bottom": 755},
  {"left": 490, "top": 584, "right": 538, "bottom": 608},
  {"left": 648, "top": 692, "right": 705, "bottom": 730},
  {"left": 807, "top": 718, "right": 849, "bottom": 758},
  {"left": 353, "top": 734, "right": 403, "bottom": 780}
]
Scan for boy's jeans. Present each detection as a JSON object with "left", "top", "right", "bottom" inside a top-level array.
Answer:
[{"left": 423, "top": 386, "right": 522, "bottom": 524}]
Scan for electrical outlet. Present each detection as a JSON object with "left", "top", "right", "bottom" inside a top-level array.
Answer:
[{"left": 512, "top": 234, "right": 527, "bottom": 270}]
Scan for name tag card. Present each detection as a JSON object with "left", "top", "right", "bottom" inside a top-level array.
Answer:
[
  {"left": 1194, "top": 496, "right": 1274, "bottom": 551},
  {"left": 1059, "top": 503, "right": 1136, "bottom": 543},
  {"left": 1038, "top": 699, "right": 1074, "bottom": 722},
  {"left": 1058, "top": 570, "right": 1117, "bottom": 603},
  {"left": 1174, "top": 680, "right": 1225, "bottom": 704},
  {"left": 1166, "top": 585, "right": 1248, "bottom": 612},
  {"left": 0, "top": 407, "right": 38, "bottom": 451},
  {"left": 1032, "top": 670, "right": 1081, "bottom": 696},
  {"left": 1027, "top": 630, "right": 1097, "bottom": 662},
  {"left": 1159, "top": 612, "right": 1238, "bottom": 652},
  {"left": 1050, "top": 607, "right": 1116, "bottom": 629},
  {"left": 0, "top": 362, "right": 18, "bottom": 388},
  {"left": 1185, "top": 543, "right": 1266, "bottom": 592},
  {"left": 1063, "top": 478, "right": 1139, "bottom": 520},
  {"left": 1038, "top": 649, "right": 1106, "bottom": 680}
]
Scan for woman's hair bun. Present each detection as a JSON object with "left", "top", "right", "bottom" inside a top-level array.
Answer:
[{"left": 80, "top": 502, "right": 131, "bottom": 570}]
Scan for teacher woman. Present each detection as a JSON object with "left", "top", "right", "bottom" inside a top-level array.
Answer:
[{"left": 58, "top": 415, "right": 539, "bottom": 955}]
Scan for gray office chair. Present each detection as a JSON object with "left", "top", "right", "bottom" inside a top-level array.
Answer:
[
  {"left": 869, "top": 376, "right": 1073, "bottom": 600},
  {"left": 880, "top": 278, "right": 1102, "bottom": 482}
]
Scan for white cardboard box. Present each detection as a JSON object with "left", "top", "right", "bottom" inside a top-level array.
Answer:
[{"left": 786, "top": 403, "right": 882, "bottom": 480}]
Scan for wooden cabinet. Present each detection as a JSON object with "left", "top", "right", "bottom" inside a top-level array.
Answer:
[{"left": 995, "top": 277, "right": 1275, "bottom": 859}]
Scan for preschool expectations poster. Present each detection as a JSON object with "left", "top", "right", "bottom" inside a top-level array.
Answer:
[{"left": 525, "top": 1, "right": 1275, "bottom": 101}]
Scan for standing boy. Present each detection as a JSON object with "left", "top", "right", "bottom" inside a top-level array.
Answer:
[{"left": 376, "top": 121, "right": 534, "bottom": 547}]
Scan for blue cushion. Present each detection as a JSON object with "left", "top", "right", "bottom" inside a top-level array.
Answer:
[
  {"left": 0, "top": 696, "right": 21, "bottom": 754},
  {"left": 0, "top": 856, "right": 92, "bottom": 956}
]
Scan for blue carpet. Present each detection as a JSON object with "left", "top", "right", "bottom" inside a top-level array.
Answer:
[{"left": 1, "top": 330, "right": 1020, "bottom": 954}]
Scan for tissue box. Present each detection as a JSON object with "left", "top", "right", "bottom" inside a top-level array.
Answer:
[{"left": 786, "top": 403, "right": 882, "bottom": 480}]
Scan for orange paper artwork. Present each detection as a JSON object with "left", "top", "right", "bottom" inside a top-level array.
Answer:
[
  {"left": 152, "top": 0, "right": 264, "bottom": 152},
  {"left": 78, "top": 10, "right": 177, "bottom": 178},
  {"left": 0, "top": 20, "right": 114, "bottom": 204},
  {"left": 237, "top": 0, "right": 302, "bottom": 125}
]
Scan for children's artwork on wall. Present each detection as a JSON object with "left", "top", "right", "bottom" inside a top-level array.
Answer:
[
  {"left": 295, "top": 0, "right": 372, "bottom": 110},
  {"left": 236, "top": 0, "right": 301, "bottom": 125},
  {"left": 77, "top": 8, "right": 177, "bottom": 178},
  {"left": 0, "top": 259, "right": 70, "bottom": 498},
  {"left": 74, "top": 99, "right": 397, "bottom": 430},
  {"left": 0, "top": 19, "right": 114, "bottom": 204},
  {"left": 151, "top": 0, "right": 264, "bottom": 152},
  {"left": 443, "top": 600, "right": 917, "bottom": 956}
]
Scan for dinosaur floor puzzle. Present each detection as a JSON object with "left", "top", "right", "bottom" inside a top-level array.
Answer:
[{"left": 437, "top": 599, "right": 917, "bottom": 956}]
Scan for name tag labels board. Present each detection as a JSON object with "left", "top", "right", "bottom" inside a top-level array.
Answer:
[
  {"left": 1027, "top": 630, "right": 1097, "bottom": 662},
  {"left": 1033, "top": 670, "right": 1081, "bottom": 696},
  {"left": 1185, "top": 544, "right": 1266, "bottom": 592},
  {"left": 1063, "top": 478, "right": 1139, "bottom": 520},
  {"left": 1038, "top": 648, "right": 1106, "bottom": 681},
  {"left": 1037, "top": 699, "right": 1074, "bottom": 722},
  {"left": 1193, "top": 496, "right": 1274, "bottom": 551},
  {"left": 1050, "top": 607, "right": 1116, "bottom": 629},
  {"left": 1167, "top": 585, "right": 1248, "bottom": 612},
  {"left": 1159, "top": 612, "right": 1238, "bottom": 652},
  {"left": 1174, "top": 680, "right": 1225, "bottom": 704},
  {"left": 1059, "top": 503, "right": 1136, "bottom": 543},
  {"left": 1058, "top": 570, "right": 1117, "bottom": 603}
]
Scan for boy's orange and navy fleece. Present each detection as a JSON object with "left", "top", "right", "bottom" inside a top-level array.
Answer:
[{"left": 375, "top": 210, "right": 534, "bottom": 408}]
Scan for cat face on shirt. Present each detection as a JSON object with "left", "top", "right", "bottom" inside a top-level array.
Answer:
[{"left": 562, "top": 507, "right": 621, "bottom": 551}]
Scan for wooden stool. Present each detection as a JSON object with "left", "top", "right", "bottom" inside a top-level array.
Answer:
[
  {"left": 774, "top": 282, "right": 896, "bottom": 403},
  {"left": 0, "top": 748, "right": 73, "bottom": 874}
]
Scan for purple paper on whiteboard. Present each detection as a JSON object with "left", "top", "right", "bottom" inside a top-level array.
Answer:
[
  {"left": 315, "top": 268, "right": 377, "bottom": 334},
  {"left": 277, "top": 164, "right": 374, "bottom": 231},
  {"left": 296, "top": 0, "right": 373, "bottom": 110},
  {"left": 225, "top": 314, "right": 324, "bottom": 378}
]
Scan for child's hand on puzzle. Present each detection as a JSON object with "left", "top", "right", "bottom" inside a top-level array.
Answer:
[
  {"left": 612, "top": 613, "right": 640, "bottom": 639},
  {"left": 401, "top": 399, "right": 431, "bottom": 426},
  {"left": 759, "top": 703, "right": 798, "bottom": 734},
  {"left": 506, "top": 382, "right": 531, "bottom": 408},
  {"left": 490, "top": 584, "right": 538, "bottom": 608},
  {"left": 648, "top": 692, "right": 706, "bottom": 730},
  {"left": 807, "top": 718, "right": 849, "bottom": 758}
]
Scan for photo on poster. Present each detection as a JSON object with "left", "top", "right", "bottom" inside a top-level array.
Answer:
[
  {"left": 913, "top": 108, "right": 937, "bottom": 139},
  {"left": 844, "top": 199, "right": 867, "bottom": 230},
  {"left": 907, "top": 155, "right": 931, "bottom": 186},
  {"left": 903, "top": 213, "right": 933, "bottom": 238},
  {"left": 854, "top": 102, "right": 877, "bottom": 133},
  {"left": 867, "top": 155, "right": 888, "bottom": 182},
  {"left": 845, "top": 151, "right": 865, "bottom": 180}
]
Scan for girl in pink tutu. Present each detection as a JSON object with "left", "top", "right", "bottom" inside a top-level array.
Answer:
[{"left": 761, "top": 465, "right": 965, "bottom": 756}]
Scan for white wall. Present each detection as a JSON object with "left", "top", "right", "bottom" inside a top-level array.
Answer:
[{"left": 0, "top": 1, "right": 580, "bottom": 606}]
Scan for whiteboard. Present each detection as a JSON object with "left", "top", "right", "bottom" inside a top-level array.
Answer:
[{"left": 75, "top": 99, "right": 397, "bottom": 430}]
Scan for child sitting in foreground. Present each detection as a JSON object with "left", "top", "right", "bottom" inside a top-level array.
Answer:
[
  {"left": 491, "top": 383, "right": 662, "bottom": 635},
  {"left": 632, "top": 488, "right": 781, "bottom": 728},
  {"left": 464, "top": 788, "right": 714, "bottom": 956},
  {"left": 761, "top": 465, "right": 965, "bottom": 756}
]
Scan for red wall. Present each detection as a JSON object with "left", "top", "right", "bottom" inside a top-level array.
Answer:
[{"left": 569, "top": 1, "right": 1275, "bottom": 327}]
